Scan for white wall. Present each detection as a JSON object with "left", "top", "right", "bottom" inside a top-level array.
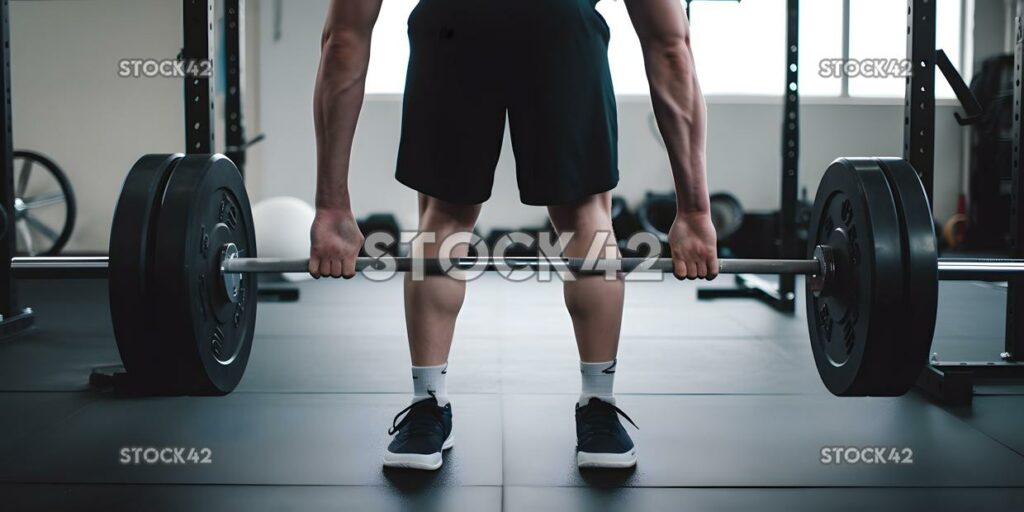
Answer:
[
  {"left": 10, "top": 0, "right": 184, "bottom": 252},
  {"left": 10, "top": 0, "right": 262, "bottom": 253},
  {"left": 259, "top": 0, "right": 965, "bottom": 234}
]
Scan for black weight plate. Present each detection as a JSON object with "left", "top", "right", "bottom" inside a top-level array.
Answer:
[
  {"left": 876, "top": 158, "right": 938, "bottom": 394},
  {"left": 805, "top": 158, "right": 906, "bottom": 396},
  {"left": 610, "top": 195, "right": 640, "bottom": 242},
  {"left": 637, "top": 192, "right": 676, "bottom": 244},
  {"left": 109, "top": 153, "right": 184, "bottom": 392},
  {"left": 154, "top": 155, "right": 257, "bottom": 395}
]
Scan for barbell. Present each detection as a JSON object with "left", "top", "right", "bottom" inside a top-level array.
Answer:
[
  {"left": 9, "top": 153, "right": 1024, "bottom": 396},
  {"left": 16, "top": 251, "right": 1023, "bottom": 279}
]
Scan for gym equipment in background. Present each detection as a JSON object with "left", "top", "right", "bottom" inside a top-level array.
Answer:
[
  {"left": 358, "top": 213, "right": 401, "bottom": 256},
  {"left": 964, "top": 54, "right": 1014, "bottom": 251},
  {"left": 610, "top": 196, "right": 640, "bottom": 248},
  {"left": 636, "top": 192, "right": 745, "bottom": 256},
  {"left": 253, "top": 196, "right": 316, "bottom": 283},
  {"left": 709, "top": 193, "right": 744, "bottom": 241},
  {"left": 636, "top": 192, "right": 675, "bottom": 255},
  {"left": 12, "top": 151, "right": 76, "bottom": 256}
]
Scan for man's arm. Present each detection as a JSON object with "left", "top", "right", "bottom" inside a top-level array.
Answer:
[
  {"left": 309, "top": 0, "right": 382, "bottom": 278},
  {"left": 625, "top": 0, "right": 718, "bottom": 280}
]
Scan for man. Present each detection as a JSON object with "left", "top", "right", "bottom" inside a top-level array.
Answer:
[{"left": 309, "top": 0, "right": 717, "bottom": 471}]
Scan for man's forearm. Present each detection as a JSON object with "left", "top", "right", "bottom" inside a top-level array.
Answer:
[
  {"left": 645, "top": 42, "right": 710, "bottom": 214},
  {"left": 313, "top": 33, "right": 370, "bottom": 212}
]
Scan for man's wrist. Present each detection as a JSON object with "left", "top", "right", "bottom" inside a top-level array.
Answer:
[
  {"left": 315, "top": 191, "right": 353, "bottom": 213},
  {"left": 315, "top": 205, "right": 356, "bottom": 219},
  {"left": 674, "top": 203, "right": 711, "bottom": 217},
  {"left": 672, "top": 181, "right": 710, "bottom": 214}
]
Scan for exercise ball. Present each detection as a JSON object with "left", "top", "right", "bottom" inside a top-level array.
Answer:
[{"left": 252, "top": 196, "right": 315, "bottom": 282}]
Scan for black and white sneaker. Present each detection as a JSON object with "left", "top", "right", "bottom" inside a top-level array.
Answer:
[
  {"left": 383, "top": 395, "right": 453, "bottom": 470},
  {"left": 575, "top": 397, "right": 638, "bottom": 469}
]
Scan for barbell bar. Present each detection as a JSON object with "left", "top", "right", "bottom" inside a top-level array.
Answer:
[
  {"left": 12, "top": 253, "right": 1024, "bottom": 281},
  {"left": 11, "top": 254, "right": 822, "bottom": 277}
]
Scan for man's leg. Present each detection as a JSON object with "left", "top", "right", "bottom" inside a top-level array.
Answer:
[
  {"left": 384, "top": 193, "right": 480, "bottom": 471},
  {"left": 547, "top": 192, "right": 624, "bottom": 366},
  {"left": 548, "top": 192, "right": 637, "bottom": 469},
  {"left": 405, "top": 193, "right": 482, "bottom": 369}
]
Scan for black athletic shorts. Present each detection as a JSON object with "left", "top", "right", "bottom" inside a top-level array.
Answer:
[{"left": 395, "top": 0, "right": 619, "bottom": 206}]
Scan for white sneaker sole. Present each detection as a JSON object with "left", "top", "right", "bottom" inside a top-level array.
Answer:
[
  {"left": 382, "top": 433, "right": 454, "bottom": 471},
  {"left": 577, "top": 448, "right": 638, "bottom": 469}
]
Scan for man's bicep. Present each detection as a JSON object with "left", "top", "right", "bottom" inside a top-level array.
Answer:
[
  {"left": 323, "top": 0, "right": 383, "bottom": 38},
  {"left": 624, "top": 0, "right": 689, "bottom": 46}
]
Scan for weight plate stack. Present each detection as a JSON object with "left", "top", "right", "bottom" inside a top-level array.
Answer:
[
  {"left": 108, "top": 153, "right": 184, "bottom": 392},
  {"left": 154, "top": 155, "right": 258, "bottom": 395},
  {"left": 876, "top": 158, "right": 938, "bottom": 394},
  {"left": 805, "top": 158, "right": 907, "bottom": 396}
]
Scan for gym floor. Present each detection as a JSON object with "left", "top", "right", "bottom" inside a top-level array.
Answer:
[{"left": 1, "top": 275, "right": 1023, "bottom": 510}]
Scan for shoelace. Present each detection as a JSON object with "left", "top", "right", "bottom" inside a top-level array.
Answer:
[
  {"left": 388, "top": 391, "right": 442, "bottom": 436},
  {"left": 580, "top": 399, "right": 639, "bottom": 432}
]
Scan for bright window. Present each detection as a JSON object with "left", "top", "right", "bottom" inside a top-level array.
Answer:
[
  {"left": 601, "top": 0, "right": 791, "bottom": 95},
  {"left": 600, "top": 0, "right": 843, "bottom": 96},
  {"left": 798, "top": 0, "right": 845, "bottom": 96},
  {"left": 849, "top": 0, "right": 963, "bottom": 98},
  {"left": 364, "top": 0, "right": 962, "bottom": 99},
  {"left": 365, "top": 0, "right": 416, "bottom": 94}
]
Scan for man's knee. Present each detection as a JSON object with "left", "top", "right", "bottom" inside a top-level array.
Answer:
[
  {"left": 546, "top": 193, "right": 618, "bottom": 257},
  {"left": 549, "top": 193, "right": 615, "bottom": 236},
  {"left": 420, "top": 196, "right": 479, "bottom": 232},
  {"left": 415, "top": 196, "right": 481, "bottom": 258}
]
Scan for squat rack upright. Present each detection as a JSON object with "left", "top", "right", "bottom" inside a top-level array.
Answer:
[
  {"left": 697, "top": 0, "right": 801, "bottom": 313},
  {"left": 917, "top": 0, "right": 1024, "bottom": 404},
  {"left": 0, "top": 0, "right": 33, "bottom": 337}
]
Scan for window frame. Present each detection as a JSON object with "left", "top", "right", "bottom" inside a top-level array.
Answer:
[{"left": 839, "top": 0, "right": 971, "bottom": 100}]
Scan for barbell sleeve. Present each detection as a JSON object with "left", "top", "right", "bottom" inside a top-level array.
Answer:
[
  {"left": 10, "top": 256, "right": 110, "bottom": 279},
  {"left": 937, "top": 259, "right": 1024, "bottom": 281}
]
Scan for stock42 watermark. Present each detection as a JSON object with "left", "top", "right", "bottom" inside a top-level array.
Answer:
[
  {"left": 819, "top": 58, "right": 913, "bottom": 79},
  {"left": 351, "top": 230, "right": 668, "bottom": 282},
  {"left": 119, "top": 446, "right": 213, "bottom": 465},
  {"left": 118, "top": 58, "right": 213, "bottom": 79},
  {"left": 820, "top": 446, "right": 914, "bottom": 465}
]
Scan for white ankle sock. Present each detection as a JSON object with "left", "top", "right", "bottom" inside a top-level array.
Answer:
[
  {"left": 579, "top": 359, "right": 616, "bottom": 407},
  {"left": 412, "top": 363, "right": 449, "bottom": 406}
]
